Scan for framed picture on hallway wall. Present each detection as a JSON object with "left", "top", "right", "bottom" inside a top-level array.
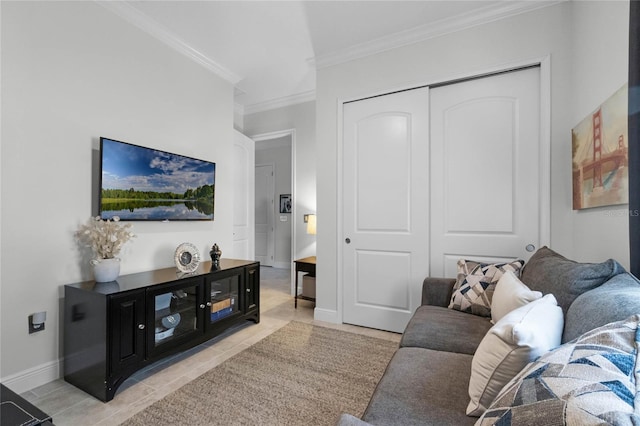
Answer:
[
  {"left": 572, "top": 83, "right": 629, "bottom": 210},
  {"left": 280, "top": 194, "right": 292, "bottom": 213}
]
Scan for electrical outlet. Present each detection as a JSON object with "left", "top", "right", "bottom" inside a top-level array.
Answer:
[
  {"left": 29, "top": 315, "right": 45, "bottom": 334},
  {"left": 29, "top": 312, "right": 46, "bottom": 334}
]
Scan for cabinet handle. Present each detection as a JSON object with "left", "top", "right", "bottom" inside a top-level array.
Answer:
[
  {"left": 199, "top": 304, "right": 206, "bottom": 309},
  {"left": 206, "top": 302, "right": 212, "bottom": 307},
  {"left": 246, "top": 288, "right": 251, "bottom": 293},
  {"left": 138, "top": 324, "right": 145, "bottom": 330}
]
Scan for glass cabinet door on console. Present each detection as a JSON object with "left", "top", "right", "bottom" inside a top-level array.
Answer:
[
  {"left": 205, "top": 269, "right": 242, "bottom": 329},
  {"left": 146, "top": 276, "right": 203, "bottom": 359}
]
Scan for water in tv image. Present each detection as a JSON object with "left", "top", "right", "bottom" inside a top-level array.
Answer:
[{"left": 100, "top": 138, "right": 215, "bottom": 221}]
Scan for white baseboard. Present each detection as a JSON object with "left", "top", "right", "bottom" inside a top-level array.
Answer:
[
  {"left": 1, "top": 359, "right": 61, "bottom": 394},
  {"left": 314, "top": 308, "right": 340, "bottom": 324}
]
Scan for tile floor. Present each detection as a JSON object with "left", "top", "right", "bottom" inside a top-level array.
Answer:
[{"left": 21, "top": 267, "right": 401, "bottom": 425}]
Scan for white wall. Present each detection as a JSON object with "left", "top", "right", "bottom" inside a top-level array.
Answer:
[
  {"left": 1, "top": 2, "right": 234, "bottom": 388},
  {"left": 234, "top": 106, "right": 244, "bottom": 133},
  {"left": 255, "top": 138, "right": 292, "bottom": 267},
  {"left": 244, "top": 101, "right": 317, "bottom": 260},
  {"left": 315, "top": 2, "right": 590, "bottom": 322},
  {"left": 570, "top": 1, "right": 630, "bottom": 264}
]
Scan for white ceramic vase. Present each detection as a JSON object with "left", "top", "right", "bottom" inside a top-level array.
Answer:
[{"left": 91, "top": 258, "right": 121, "bottom": 282}]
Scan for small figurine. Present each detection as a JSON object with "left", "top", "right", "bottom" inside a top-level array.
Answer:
[{"left": 210, "top": 243, "right": 222, "bottom": 270}]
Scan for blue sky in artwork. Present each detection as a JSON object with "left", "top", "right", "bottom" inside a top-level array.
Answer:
[{"left": 101, "top": 139, "right": 215, "bottom": 194}]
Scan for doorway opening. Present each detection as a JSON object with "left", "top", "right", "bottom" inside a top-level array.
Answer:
[{"left": 251, "top": 130, "right": 296, "bottom": 295}]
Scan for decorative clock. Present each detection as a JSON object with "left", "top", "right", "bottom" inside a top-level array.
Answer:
[{"left": 174, "top": 242, "right": 201, "bottom": 273}]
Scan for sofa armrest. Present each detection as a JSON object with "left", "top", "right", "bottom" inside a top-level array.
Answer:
[{"left": 422, "top": 277, "right": 456, "bottom": 307}]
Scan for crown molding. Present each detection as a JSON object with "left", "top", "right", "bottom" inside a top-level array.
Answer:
[
  {"left": 311, "top": 1, "right": 565, "bottom": 69},
  {"left": 243, "top": 90, "right": 316, "bottom": 115},
  {"left": 96, "top": 1, "right": 242, "bottom": 85}
]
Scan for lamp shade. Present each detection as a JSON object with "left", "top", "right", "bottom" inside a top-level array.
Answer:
[{"left": 306, "top": 214, "right": 317, "bottom": 235}]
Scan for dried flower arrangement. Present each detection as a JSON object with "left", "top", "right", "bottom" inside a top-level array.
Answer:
[{"left": 76, "top": 216, "right": 136, "bottom": 259}]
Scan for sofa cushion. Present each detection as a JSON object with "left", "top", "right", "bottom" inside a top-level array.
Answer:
[
  {"left": 362, "top": 347, "right": 476, "bottom": 426},
  {"left": 519, "top": 246, "right": 625, "bottom": 316},
  {"left": 564, "top": 272, "right": 640, "bottom": 342},
  {"left": 475, "top": 315, "right": 640, "bottom": 426},
  {"left": 400, "top": 305, "right": 492, "bottom": 355},
  {"left": 490, "top": 270, "right": 542, "bottom": 324},
  {"left": 449, "top": 259, "right": 525, "bottom": 317},
  {"left": 467, "top": 294, "right": 563, "bottom": 416}
]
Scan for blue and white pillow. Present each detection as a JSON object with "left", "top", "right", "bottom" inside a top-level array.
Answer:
[{"left": 475, "top": 314, "right": 640, "bottom": 425}]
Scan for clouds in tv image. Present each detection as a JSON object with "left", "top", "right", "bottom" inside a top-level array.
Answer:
[{"left": 100, "top": 138, "right": 215, "bottom": 221}]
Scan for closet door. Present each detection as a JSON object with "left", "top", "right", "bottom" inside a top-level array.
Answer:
[
  {"left": 341, "top": 67, "right": 544, "bottom": 332},
  {"left": 342, "top": 87, "right": 430, "bottom": 333},
  {"left": 430, "top": 67, "right": 542, "bottom": 277}
]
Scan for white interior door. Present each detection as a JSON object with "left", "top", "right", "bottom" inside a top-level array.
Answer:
[
  {"left": 255, "top": 164, "right": 275, "bottom": 266},
  {"left": 430, "top": 67, "right": 542, "bottom": 277},
  {"left": 342, "top": 87, "right": 430, "bottom": 333},
  {"left": 232, "top": 130, "right": 255, "bottom": 260}
]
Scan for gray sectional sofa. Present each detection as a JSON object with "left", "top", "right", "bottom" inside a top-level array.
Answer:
[{"left": 338, "top": 247, "right": 640, "bottom": 425}]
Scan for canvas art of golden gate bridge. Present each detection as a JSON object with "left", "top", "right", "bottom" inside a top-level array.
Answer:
[{"left": 572, "top": 84, "right": 628, "bottom": 210}]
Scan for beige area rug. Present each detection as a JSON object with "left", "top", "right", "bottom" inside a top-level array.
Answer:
[{"left": 122, "top": 321, "right": 398, "bottom": 426}]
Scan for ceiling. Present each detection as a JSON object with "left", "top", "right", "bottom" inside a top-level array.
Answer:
[{"left": 103, "top": 1, "right": 558, "bottom": 114}]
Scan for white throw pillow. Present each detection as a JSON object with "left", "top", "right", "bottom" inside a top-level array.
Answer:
[
  {"left": 490, "top": 270, "right": 543, "bottom": 324},
  {"left": 466, "top": 294, "right": 563, "bottom": 417}
]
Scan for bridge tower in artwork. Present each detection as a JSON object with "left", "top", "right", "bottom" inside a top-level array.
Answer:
[{"left": 592, "top": 109, "right": 603, "bottom": 189}]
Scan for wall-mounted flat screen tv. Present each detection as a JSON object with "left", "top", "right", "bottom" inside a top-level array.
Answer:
[{"left": 99, "top": 137, "right": 215, "bottom": 221}]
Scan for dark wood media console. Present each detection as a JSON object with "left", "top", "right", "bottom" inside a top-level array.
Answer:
[{"left": 63, "top": 259, "right": 259, "bottom": 402}]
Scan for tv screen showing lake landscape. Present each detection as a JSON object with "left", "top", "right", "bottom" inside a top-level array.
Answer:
[{"left": 99, "top": 137, "right": 215, "bottom": 221}]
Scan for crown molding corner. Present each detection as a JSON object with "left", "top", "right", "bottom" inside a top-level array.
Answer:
[
  {"left": 243, "top": 90, "right": 316, "bottom": 115},
  {"left": 96, "top": 1, "right": 243, "bottom": 85}
]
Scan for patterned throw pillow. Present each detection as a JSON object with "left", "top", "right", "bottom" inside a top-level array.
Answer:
[
  {"left": 475, "top": 315, "right": 640, "bottom": 425},
  {"left": 448, "top": 259, "right": 525, "bottom": 317}
]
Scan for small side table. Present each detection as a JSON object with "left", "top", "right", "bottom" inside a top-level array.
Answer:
[{"left": 294, "top": 256, "right": 316, "bottom": 308}]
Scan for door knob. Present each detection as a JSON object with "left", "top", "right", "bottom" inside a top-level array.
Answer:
[
  {"left": 345, "top": 238, "right": 351, "bottom": 244},
  {"left": 526, "top": 244, "right": 536, "bottom": 252}
]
